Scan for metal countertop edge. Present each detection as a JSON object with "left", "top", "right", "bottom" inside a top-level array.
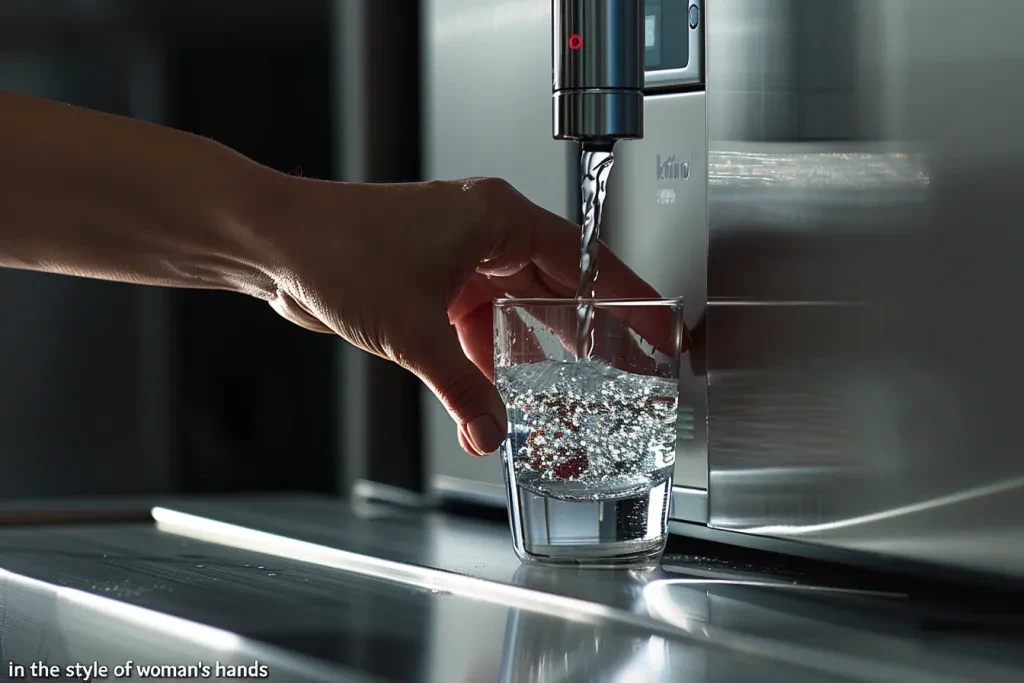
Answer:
[
  {"left": 0, "top": 566, "right": 366, "bottom": 683},
  {"left": 149, "top": 507, "right": 969, "bottom": 683}
]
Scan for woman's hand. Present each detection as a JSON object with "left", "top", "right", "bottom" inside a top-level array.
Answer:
[
  {"left": 0, "top": 91, "right": 663, "bottom": 456},
  {"left": 255, "top": 175, "right": 662, "bottom": 456}
]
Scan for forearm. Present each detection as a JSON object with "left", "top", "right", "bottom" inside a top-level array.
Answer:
[{"left": 0, "top": 90, "right": 283, "bottom": 298}]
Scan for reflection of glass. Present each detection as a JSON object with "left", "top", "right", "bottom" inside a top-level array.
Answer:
[
  {"left": 494, "top": 298, "right": 684, "bottom": 567},
  {"left": 499, "top": 567, "right": 673, "bottom": 683},
  {"left": 498, "top": 608, "right": 603, "bottom": 683}
]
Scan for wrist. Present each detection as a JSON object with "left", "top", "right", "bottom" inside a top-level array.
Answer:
[
  {"left": 240, "top": 170, "right": 367, "bottom": 299},
  {"left": 218, "top": 161, "right": 299, "bottom": 300}
]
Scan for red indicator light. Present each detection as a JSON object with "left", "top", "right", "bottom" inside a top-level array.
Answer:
[{"left": 568, "top": 34, "right": 583, "bottom": 50}]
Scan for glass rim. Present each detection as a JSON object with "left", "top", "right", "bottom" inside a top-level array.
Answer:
[{"left": 493, "top": 296, "right": 683, "bottom": 308}]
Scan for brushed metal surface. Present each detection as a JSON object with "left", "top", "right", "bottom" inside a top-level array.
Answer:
[
  {"left": 705, "top": 0, "right": 1024, "bottom": 578},
  {"left": 672, "top": 486, "right": 708, "bottom": 523},
  {"left": 423, "top": 0, "right": 573, "bottom": 209},
  {"left": 430, "top": 474, "right": 506, "bottom": 506},
  {"left": 0, "top": 497, "right": 1021, "bottom": 682},
  {"left": 0, "top": 568, "right": 355, "bottom": 683},
  {"left": 603, "top": 90, "right": 708, "bottom": 492},
  {"left": 152, "top": 500, "right": 1022, "bottom": 682}
]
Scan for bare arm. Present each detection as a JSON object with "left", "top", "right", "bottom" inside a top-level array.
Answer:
[
  {"left": 0, "top": 90, "right": 665, "bottom": 456},
  {"left": 0, "top": 90, "right": 278, "bottom": 298}
]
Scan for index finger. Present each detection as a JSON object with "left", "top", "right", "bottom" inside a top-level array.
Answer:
[
  {"left": 477, "top": 184, "right": 682, "bottom": 355},
  {"left": 478, "top": 188, "right": 657, "bottom": 298}
]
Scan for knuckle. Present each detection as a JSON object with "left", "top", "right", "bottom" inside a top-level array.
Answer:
[
  {"left": 462, "top": 177, "right": 514, "bottom": 210},
  {"left": 458, "top": 177, "right": 517, "bottom": 250},
  {"left": 434, "top": 371, "right": 483, "bottom": 419},
  {"left": 476, "top": 176, "right": 514, "bottom": 195}
]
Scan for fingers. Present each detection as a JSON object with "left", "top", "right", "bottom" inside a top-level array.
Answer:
[
  {"left": 457, "top": 426, "right": 475, "bottom": 454},
  {"left": 473, "top": 182, "right": 677, "bottom": 355},
  {"left": 457, "top": 297, "right": 549, "bottom": 377},
  {"left": 448, "top": 265, "right": 563, "bottom": 324},
  {"left": 449, "top": 275, "right": 549, "bottom": 371},
  {"left": 494, "top": 302, "right": 664, "bottom": 376},
  {"left": 477, "top": 184, "right": 660, "bottom": 301},
  {"left": 463, "top": 268, "right": 679, "bottom": 369},
  {"left": 402, "top": 318, "right": 508, "bottom": 457},
  {"left": 269, "top": 290, "right": 334, "bottom": 334},
  {"left": 453, "top": 303, "right": 496, "bottom": 381}
]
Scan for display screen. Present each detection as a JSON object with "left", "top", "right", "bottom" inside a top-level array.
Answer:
[
  {"left": 645, "top": 13, "right": 661, "bottom": 68},
  {"left": 644, "top": 0, "right": 690, "bottom": 74}
]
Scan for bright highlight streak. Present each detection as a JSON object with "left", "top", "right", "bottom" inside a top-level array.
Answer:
[
  {"left": 151, "top": 507, "right": 689, "bottom": 643},
  {"left": 152, "top": 508, "right": 969, "bottom": 683},
  {"left": 736, "top": 477, "right": 1024, "bottom": 536},
  {"left": 643, "top": 578, "right": 905, "bottom": 600},
  {"left": 0, "top": 567, "right": 242, "bottom": 651}
]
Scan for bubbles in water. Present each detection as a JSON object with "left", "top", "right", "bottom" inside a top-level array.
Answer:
[{"left": 496, "top": 359, "right": 677, "bottom": 501}]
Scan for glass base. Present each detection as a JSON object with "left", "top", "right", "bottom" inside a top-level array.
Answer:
[{"left": 503, "top": 462, "right": 673, "bottom": 568}]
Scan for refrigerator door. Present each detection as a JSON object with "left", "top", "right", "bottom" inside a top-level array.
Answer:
[{"left": 705, "top": 0, "right": 1024, "bottom": 579}]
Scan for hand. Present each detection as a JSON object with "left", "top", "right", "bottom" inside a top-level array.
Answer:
[
  {"left": 0, "top": 90, "right": 667, "bottom": 445},
  {"left": 254, "top": 175, "right": 662, "bottom": 456}
]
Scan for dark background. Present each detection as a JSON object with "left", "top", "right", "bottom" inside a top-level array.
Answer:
[{"left": 0, "top": 0, "right": 423, "bottom": 499}]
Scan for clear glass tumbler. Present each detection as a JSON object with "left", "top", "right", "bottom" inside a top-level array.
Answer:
[{"left": 494, "top": 297, "right": 685, "bottom": 567}]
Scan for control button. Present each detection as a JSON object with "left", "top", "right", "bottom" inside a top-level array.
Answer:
[
  {"left": 688, "top": 4, "right": 700, "bottom": 29},
  {"left": 568, "top": 33, "right": 583, "bottom": 50}
]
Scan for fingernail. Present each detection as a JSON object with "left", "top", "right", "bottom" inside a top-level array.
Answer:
[{"left": 466, "top": 415, "right": 504, "bottom": 455}]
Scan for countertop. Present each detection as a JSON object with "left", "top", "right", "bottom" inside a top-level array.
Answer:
[{"left": 0, "top": 495, "right": 1020, "bottom": 682}]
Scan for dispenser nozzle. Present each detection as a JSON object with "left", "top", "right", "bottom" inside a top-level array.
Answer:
[{"left": 552, "top": 0, "right": 645, "bottom": 143}]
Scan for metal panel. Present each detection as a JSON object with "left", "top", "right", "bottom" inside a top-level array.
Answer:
[
  {"left": 706, "top": 0, "right": 1024, "bottom": 578},
  {"left": 422, "top": 0, "right": 576, "bottom": 499},
  {"left": 671, "top": 487, "right": 708, "bottom": 523},
  {"left": 422, "top": 0, "right": 575, "bottom": 212},
  {"left": 603, "top": 91, "right": 708, "bottom": 496}
]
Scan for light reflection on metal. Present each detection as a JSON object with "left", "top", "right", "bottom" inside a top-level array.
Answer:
[
  {"left": 151, "top": 507, "right": 689, "bottom": 642},
  {"left": 154, "top": 507, "right": 948, "bottom": 683},
  {"left": 0, "top": 567, "right": 242, "bottom": 651},
  {"left": 730, "top": 476, "right": 1024, "bottom": 537},
  {"left": 433, "top": 0, "right": 547, "bottom": 42},
  {"left": 612, "top": 636, "right": 670, "bottom": 683},
  {"left": 641, "top": 581, "right": 960, "bottom": 683},
  {"left": 643, "top": 578, "right": 906, "bottom": 602},
  {"left": 709, "top": 149, "right": 931, "bottom": 190}
]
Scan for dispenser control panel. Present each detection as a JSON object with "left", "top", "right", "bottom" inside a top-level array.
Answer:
[{"left": 645, "top": 0, "right": 703, "bottom": 89}]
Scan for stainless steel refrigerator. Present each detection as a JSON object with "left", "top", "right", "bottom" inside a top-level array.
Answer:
[{"left": 422, "top": 0, "right": 1024, "bottom": 581}]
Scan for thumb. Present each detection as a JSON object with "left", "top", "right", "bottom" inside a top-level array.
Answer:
[{"left": 405, "top": 321, "right": 508, "bottom": 456}]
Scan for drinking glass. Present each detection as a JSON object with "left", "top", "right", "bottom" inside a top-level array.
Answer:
[{"left": 494, "top": 297, "right": 685, "bottom": 567}]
